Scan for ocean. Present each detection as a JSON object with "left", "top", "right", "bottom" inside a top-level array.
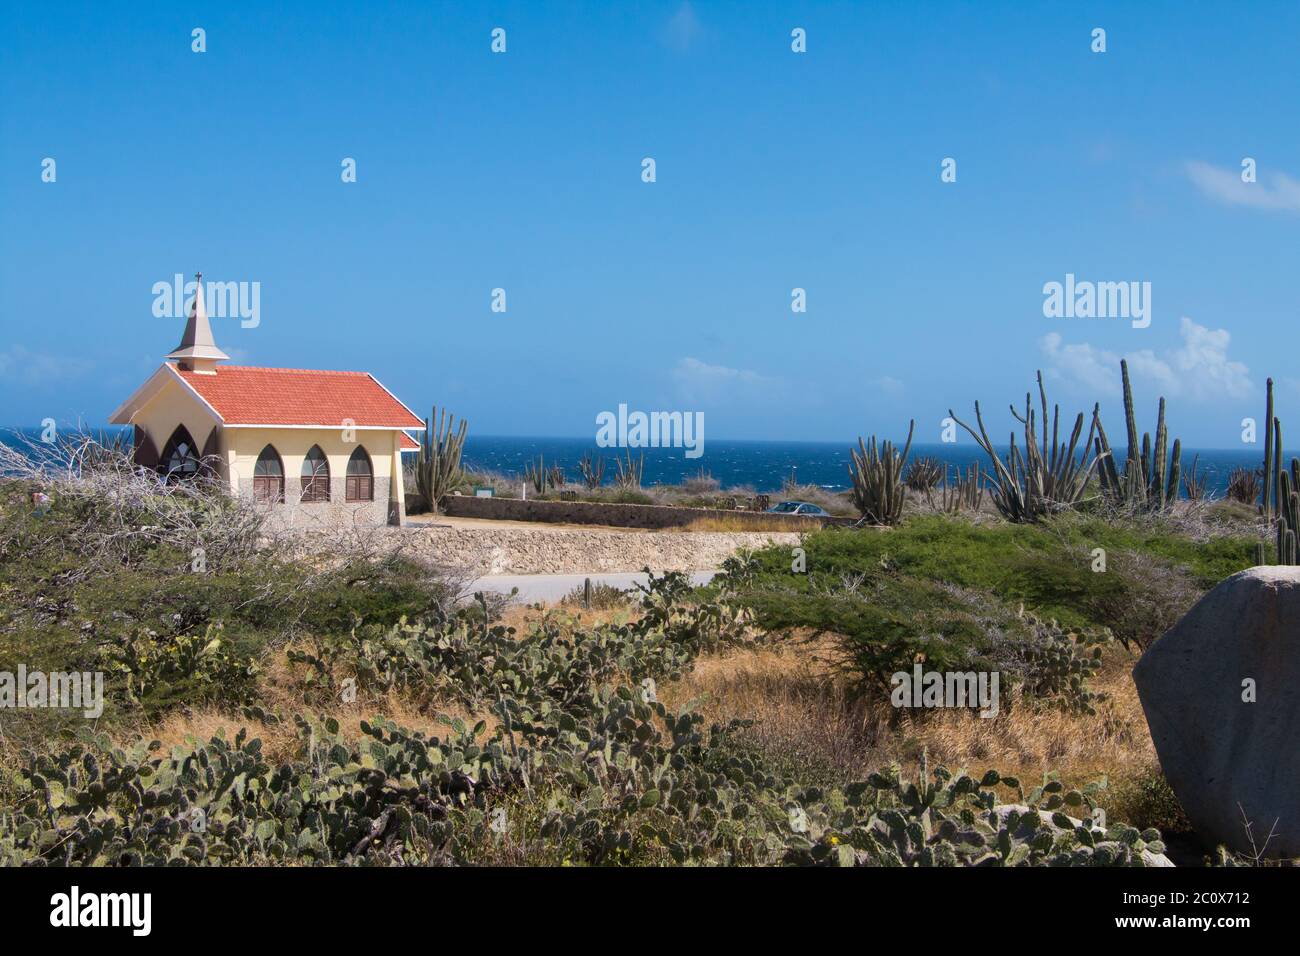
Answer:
[
  {"left": 0, "top": 426, "right": 1270, "bottom": 498},
  {"left": 460, "top": 435, "right": 1266, "bottom": 497}
]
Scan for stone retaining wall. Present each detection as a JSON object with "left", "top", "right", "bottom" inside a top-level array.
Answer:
[
  {"left": 441, "top": 493, "right": 850, "bottom": 530},
  {"left": 393, "top": 524, "right": 804, "bottom": 575}
]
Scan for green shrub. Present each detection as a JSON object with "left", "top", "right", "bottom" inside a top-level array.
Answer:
[
  {"left": 1108, "top": 767, "right": 1193, "bottom": 836},
  {"left": 107, "top": 627, "right": 261, "bottom": 716},
  {"left": 0, "top": 469, "right": 456, "bottom": 748},
  {"left": 560, "top": 580, "right": 630, "bottom": 610},
  {"left": 715, "top": 515, "right": 1252, "bottom": 650},
  {"left": 736, "top": 574, "right": 1108, "bottom": 713},
  {"left": 1, "top": 583, "right": 1162, "bottom": 868}
]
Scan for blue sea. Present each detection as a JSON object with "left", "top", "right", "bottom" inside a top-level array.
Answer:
[
  {"left": 0, "top": 426, "right": 1270, "bottom": 498},
  {"left": 459, "top": 435, "right": 1265, "bottom": 498}
]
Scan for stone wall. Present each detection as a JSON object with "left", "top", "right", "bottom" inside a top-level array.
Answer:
[
  {"left": 242, "top": 475, "right": 394, "bottom": 529},
  {"left": 393, "top": 523, "right": 804, "bottom": 575},
  {"left": 441, "top": 494, "right": 848, "bottom": 530}
]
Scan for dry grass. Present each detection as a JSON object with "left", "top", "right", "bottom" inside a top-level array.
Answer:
[
  {"left": 117, "top": 646, "right": 499, "bottom": 763},
  {"left": 681, "top": 515, "right": 817, "bottom": 533},
  {"left": 105, "top": 601, "right": 1186, "bottom": 848},
  {"left": 135, "top": 697, "right": 499, "bottom": 764},
  {"left": 660, "top": 634, "right": 1161, "bottom": 812}
]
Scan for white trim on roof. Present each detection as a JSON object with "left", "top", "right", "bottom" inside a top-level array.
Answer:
[
  {"left": 163, "top": 363, "right": 226, "bottom": 424},
  {"left": 108, "top": 363, "right": 224, "bottom": 427},
  {"left": 221, "top": 423, "right": 417, "bottom": 430},
  {"left": 108, "top": 365, "right": 170, "bottom": 425},
  {"left": 366, "top": 373, "right": 426, "bottom": 428}
]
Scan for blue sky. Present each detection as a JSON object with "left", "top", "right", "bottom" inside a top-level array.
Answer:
[{"left": 2, "top": 0, "right": 1299, "bottom": 448}]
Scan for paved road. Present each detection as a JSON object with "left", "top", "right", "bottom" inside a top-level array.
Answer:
[{"left": 468, "top": 570, "right": 717, "bottom": 604}]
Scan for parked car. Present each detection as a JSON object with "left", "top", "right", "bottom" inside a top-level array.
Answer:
[{"left": 767, "top": 500, "right": 828, "bottom": 516}]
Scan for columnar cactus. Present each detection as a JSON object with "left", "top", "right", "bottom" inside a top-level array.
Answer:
[
  {"left": 523, "top": 454, "right": 548, "bottom": 495},
  {"left": 949, "top": 372, "right": 1101, "bottom": 522},
  {"left": 848, "top": 421, "right": 914, "bottom": 524},
  {"left": 416, "top": 405, "right": 468, "bottom": 514},
  {"left": 1263, "top": 378, "right": 1275, "bottom": 517},
  {"left": 1094, "top": 359, "right": 1181, "bottom": 511}
]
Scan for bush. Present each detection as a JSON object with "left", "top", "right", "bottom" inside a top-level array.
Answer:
[
  {"left": 681, "top": 470, "right": 720, "bottom": 494},
  {"left": 716, "top": 515, "right": 1251, "bottom": 650},
  {"left": 108, "top": 626, "right": 261, "bottom": 716},
  {"left": 735, "top": 573, "right": 1108, "bottom": 713},
  {"left": 1108, "top": 767, "right": 1193, "bottom": 837},
  {"left": 0, "top": 445, "right": 458, "bottom": 748},
  {"left": 1, "top": 578, "right": 1163, "bottom": 868},
  {"left": 560, "top": 580, "right": 630, "bottom": 609}
]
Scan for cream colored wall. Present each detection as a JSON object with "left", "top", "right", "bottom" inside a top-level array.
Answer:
[
  {"left": 123, "top": 373, "right": 409, "bottom": 521},
  {"left": 128, "top": 376, "right": 223, "bottom": 468},
  {"left": 226, "top": 427, "right": 398, "bottom": 492}
]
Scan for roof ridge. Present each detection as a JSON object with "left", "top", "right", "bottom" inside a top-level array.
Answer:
[{"left": 211, "top": 365, "right": 372, "bottom": 376}]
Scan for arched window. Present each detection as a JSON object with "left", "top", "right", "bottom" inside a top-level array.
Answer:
[
  {"left": 253, "top": 445, "right": 284, "bottom": 503},
  {"left": 159, "top": 426, "right": 201, "bottom": 482},
  {"left": 345, "top": 446, "right": 373, "bottom": 502},
  {"left": 300, "top": 445, "right": 330, "bottom": 502}
]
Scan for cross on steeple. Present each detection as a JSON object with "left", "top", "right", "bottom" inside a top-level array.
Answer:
[{"left": 166, "top": 271, "right": 229, "bottom": 374}]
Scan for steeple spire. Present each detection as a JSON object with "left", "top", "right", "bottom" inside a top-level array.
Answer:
[{"left": 166, "top": 271, "right": 229, "bottom": 374}]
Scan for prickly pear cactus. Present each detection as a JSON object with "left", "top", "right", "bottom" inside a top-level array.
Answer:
[{"left": 0, "top": 571, "right": 1162, "bottom": 868}]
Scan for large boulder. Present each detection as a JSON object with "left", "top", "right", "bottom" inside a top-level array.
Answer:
[{"left": 1133, "top": 566, "right": 1300, "bottom": 859}]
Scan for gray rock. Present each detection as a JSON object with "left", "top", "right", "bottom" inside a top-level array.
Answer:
[{"left": 1133, "top": 565, "right": 1300, "bottom": 859}]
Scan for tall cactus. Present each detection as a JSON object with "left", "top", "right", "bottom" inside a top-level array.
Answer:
[
  {"left": 613, "top": 450, "right": 644, "bottom": 490},
  {"left": 578, "top": 451, "right": 606, "bottom": 489},
  {"left": 848, "top": 420, "right": 915, "bottom": 524},
  {"left": 950, "top": 372, "right": 1101, "bottom": 522},
  {"left": 523, "top": 454, "right": 548, "bottom": 495},
  {"left": 416, "top": 405, "right": 467, "bottom": 514},
  {"left": 1257, "top": 369, "right": 1298, "bottom": 565},
  {"left": 1095, "top": 359, "right": 1181, "bottom": 511},
  {"left": 1273, "top": 417, "right": 1283, "bottom": 521},
  {"left": 1275, "top": 468, "right": 1299, "bottom": 565},
  {"left": 1263, "top": 377, "right": 1275, "bottom": 517},
  {"left": 1122, "top": 358, "right": 1141, "bottom": 496}
]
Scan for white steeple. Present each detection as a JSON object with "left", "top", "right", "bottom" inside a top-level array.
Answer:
[{"left": 166, "top": 272, "right": 229, "bottom": 374}]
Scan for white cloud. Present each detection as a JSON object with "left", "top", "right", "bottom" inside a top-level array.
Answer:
[
  {"left": 0, "top": 345, "right": 94, "bottom": 386},
  {"left": 870, "top": 375, "right": 904, "bottom": 395},
  {"left": 1040, "top": 317, "right": 1252, "bottom": 402},
  {"left": 1167, "top": 316, "right": 1252, "bottom": 398},
  {"left": 1039, "top": 333, "right": 1117, "bottom": 395},
  {"left": 1185, "top": 160, "right": 1300, "bottom": 214},
  {"left": 672, "top": 356, "right": 770, "bottom": 402}
]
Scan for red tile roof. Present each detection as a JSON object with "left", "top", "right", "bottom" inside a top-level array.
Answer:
[
  {"left": 174, "top": 365, "right": 424, "bottom": 429},
  {"left": 399, "top": 433, "right": 419, "bottom": 450}
]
